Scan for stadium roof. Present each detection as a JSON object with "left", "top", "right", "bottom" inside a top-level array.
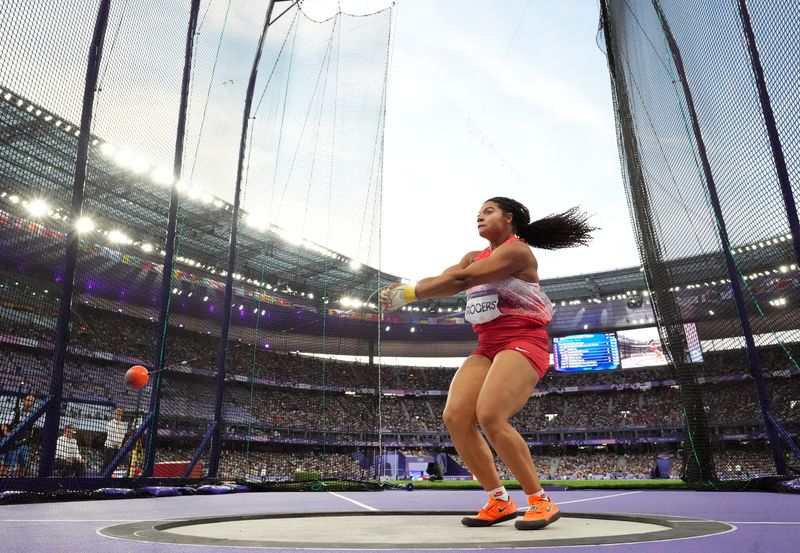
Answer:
[{"left": 1, "top": 85, "right": 795, "bottom": 314}]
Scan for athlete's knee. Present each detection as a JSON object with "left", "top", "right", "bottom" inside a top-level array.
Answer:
[
  {"left": 476, "top": 405, "right": 508, "bottom": 434},
  {"left": 443, "top": 405, "right": 476, "bottom": 431}
]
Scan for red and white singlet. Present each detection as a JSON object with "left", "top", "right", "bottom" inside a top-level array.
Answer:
[{"left": 464, "top": 236, "right": 553, "bottom": 331}]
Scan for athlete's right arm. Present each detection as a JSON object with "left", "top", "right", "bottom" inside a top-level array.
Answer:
[
  {"left": 413, "top": 239, "right": 530, "bottom": 299},
  {"left": 379, "top": 251, "right": 478, "bottom": 311},
  {"left": 441, "top": 251, "right": 479, "bottom": 275}
]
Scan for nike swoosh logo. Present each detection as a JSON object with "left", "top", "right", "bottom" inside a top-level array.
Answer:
[
  {"left": 514, "top": 347, "right": 530, "bottom": 354},
  {"left": 498, "top": 505, "right": 508, "bottom": 512}
]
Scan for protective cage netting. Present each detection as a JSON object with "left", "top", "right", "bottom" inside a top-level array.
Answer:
[
  {"left": 600, "top": 0, "right": 800, "bottom": 489},
  {"left": 0, "top": 0, "right": 393, "bottom": 496}
]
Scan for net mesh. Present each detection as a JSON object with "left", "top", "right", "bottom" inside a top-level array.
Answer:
[
  {"left": 0, "top": 0, "right": 392, "bottom": 494},
  {"left": 600, "top": 0, "right": 800, "bottom": 488},
  {"left": 5, "top": 0, "right": 798, "bottom": 501}
]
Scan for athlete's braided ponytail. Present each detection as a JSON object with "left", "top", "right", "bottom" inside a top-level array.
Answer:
[{"left": 486, "top": 197, "right": 596, "bottom": 250}]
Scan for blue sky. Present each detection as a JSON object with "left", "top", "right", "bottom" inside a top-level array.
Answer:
[
  {"left": 376, "top": 0, "right": 640, "bottom": 280},
  {"left": 151, "top": 0, "right": 643, "bottom": 282},
  {"left": 2, "top": 0, "right": 641, "bottom": 282}
]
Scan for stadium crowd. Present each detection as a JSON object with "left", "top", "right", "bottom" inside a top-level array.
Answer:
[
  {"left": 1, "top": 302, "right": 796, "bottom": 482},
  {"left": 486, "top": 452, "right": 674, "bottom": 480},
  {"left": 2, "top": 339, "right": 797, "bottom": 439},
  {"left": 5, "top": 305, "right": 800, "bottom": 392}
]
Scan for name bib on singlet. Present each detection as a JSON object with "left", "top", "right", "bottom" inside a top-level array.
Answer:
[{"left": 465, "top": 289, "right": 501, "bottom": 324}]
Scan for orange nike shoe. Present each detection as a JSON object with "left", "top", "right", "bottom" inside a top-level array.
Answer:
[
  {"left": 461, "top": 496, "right": 518, "bottom": 527},
  {"left": 514, "top": 494, "right": 560, "bottom": 530}
]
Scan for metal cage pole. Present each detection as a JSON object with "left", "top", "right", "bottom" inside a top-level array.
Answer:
[
  {"left": 207, "top": 0, "right": 284, "bottom": 478},
  {"left": 140, "top": 0, "right": 202, "bottom": 478},
  {"left": 38, "top": 0, "right": 112, "bottom": 478},
  {"left": 652, "top": 0, "right": 786, "bottom": 475},
  {"left": 600, "top": 0, "right": 717, "bottom": 487},
  {"left": 736, "top": 0, "right": 800, "bottom": 269}
]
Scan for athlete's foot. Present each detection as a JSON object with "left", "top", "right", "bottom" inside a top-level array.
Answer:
[
  {"left": 461, "top": 496, "right": 518, "bottom": 527},
  {"left": 514, "top": 494, "right": 560, "bottom": 530}
]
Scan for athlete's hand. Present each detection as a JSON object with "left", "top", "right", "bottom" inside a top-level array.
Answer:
[{"left": 379, "top": 283, "right": 416, "bottom": 311}]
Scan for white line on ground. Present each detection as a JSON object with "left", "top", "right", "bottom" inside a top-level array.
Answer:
[
  {"left": 725, "top": 521, "right": 800, "bottom": 525},
  {"left": 327, "top": 491, "right": 379, "bottom": 511},
  {"left": 555, "top": 491, "right": 643, "bottom": 506},
  {"left": 0, "top": 518, "right": 139, "bottom": 522}
]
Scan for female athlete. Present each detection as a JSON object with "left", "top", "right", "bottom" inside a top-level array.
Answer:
[{"left": 380, "top": 197, "right": 595, "bottom": 530}]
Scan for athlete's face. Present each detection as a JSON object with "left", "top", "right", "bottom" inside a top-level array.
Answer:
[{"left": 476, "top": 201, "right": 513, "bottom": 239}]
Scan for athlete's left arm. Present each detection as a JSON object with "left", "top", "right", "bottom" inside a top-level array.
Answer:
[{"left": 414, "top": 241, "right": 531, "bottom": 299}]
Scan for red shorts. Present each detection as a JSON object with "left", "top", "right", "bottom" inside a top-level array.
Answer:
[{"left": 471, "top": 320, "right": 550, "bottom": 379}]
